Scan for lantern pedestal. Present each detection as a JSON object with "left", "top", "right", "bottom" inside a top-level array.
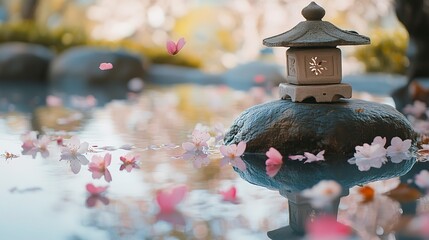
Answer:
[{"left": 279, "top": 83, "right": 352, "bottom": 102}]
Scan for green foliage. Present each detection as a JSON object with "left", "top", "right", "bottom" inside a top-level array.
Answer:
[
  {"left": 0, "top": 21, "right": 87, "bottom": 52},
  {"left": 354, "top": 28, "right": 408, "bottom": 74},
  {"left": 0, "top": 21, "right": 202, "bottom": 68}
]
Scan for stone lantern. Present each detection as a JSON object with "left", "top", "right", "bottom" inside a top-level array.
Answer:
[{"left": 263, "top": 2, "right": 370, "bottom": 102}]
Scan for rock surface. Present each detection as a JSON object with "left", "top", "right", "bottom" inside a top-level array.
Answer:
[
  {"left": 49, "top": 47, "right": 146, "bottom": 92},
  {"left": 0, "top": 42, "right": 54, "bottom": 82},
  {"left": 224, "top": 99, "right": 417, "bottom": 157}
]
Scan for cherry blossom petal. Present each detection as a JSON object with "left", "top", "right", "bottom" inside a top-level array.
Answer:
[
  {"left": 372, "top": 136, "right": 386, "bottom": 147},
  {"left": 235, "top": 141, "right": 246, "bottom": 156},
  {"left": 415, "top": 170, "right": 429, "bottom": 189},
  {"left": 219, "top": 145, "right": 230, "bottom": 157},
  {"left": 78, "top": 142, "right": 89, "bottom": 154},
  {"left": 265, "top": 147, "right": 283, "bottom": 165},
  {"left": 220, "top": 186, "right": 238, "bottom": 203},
  {"left": 306, "top": 215, "right": 351, "bottom": 240},
  {"left": 86, "top": 183, "right": 108, "bottom": 195},
  {"left": 182, "top": 142, "right": 196, "bottom": 152},
  {"left": 266, "top": 164, "right": 282, "bottom": 178},
  {"left": 231, "top": 157, "right": 246, "bottom": 171},
  {"left": 289, "top": 154, "right": 305, "bottom": 161},
  {"left": 77, "top": 155, "right": 89, "bottom": 165},
  {"left": 104, "top": 169, "right": 112, "bottom": 182},
  {"left": 301, "top": 180, "right": 342, "bottom": 208},
  {"left": 156, "top": 185, "right": 188, "bottom": 213},
  {"left": 99, "top": 62, "right": 113, "bottom": 70},
  {"left": 166, "top": 40, "right": 177, "bottom": 55},
  {"left": 46, "top": 95, "right": 63, "bottom": 107},
  {"left": 304, "top": 150, "right": 325, "bottom": 163},
  {"left": 104, "top": 153, "right": 112, "bottom": 166},
  {"left": 70, "top": 160, "right": 82, "bottom": 174},
  {"left": 176, "top": 37, "right": 186, "bottom": 51}
]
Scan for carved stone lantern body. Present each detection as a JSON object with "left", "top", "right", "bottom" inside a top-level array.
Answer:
[
  {"left": 286, "top": 47, "right": 341, "bottom": 85},
  {"left": 263, "top": 1, "right": 370, "bottom": 102}
]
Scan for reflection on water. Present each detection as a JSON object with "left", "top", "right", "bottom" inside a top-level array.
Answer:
[{"left": 0, "top": 83, "right": 427, "bottom": 239}]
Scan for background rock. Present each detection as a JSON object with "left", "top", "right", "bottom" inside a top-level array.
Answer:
[
  {"left": 0, "top": 42, "right": 54, "bottom": 82},
  {"left": 49, "top": 47, "right": 146, "bottom": 95}
]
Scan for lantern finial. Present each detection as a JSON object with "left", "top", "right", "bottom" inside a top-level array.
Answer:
[{"left": 302, "top": 2, "right": 325, "bottom": 21}]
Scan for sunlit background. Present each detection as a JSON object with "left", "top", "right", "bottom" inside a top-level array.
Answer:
[{"left": 0, "top": 0, "right": 407, "bottom": 73}]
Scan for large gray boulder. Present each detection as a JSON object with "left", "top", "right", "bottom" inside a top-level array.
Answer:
[
  {"left": 0, "top": 42, "right": 54, "bottom": 82},
  {"left": 49, "top": 47, "right": 146, "bottom": 93},
  {"left": 224, "top": 99, "right": 417, "bottom": 157}
]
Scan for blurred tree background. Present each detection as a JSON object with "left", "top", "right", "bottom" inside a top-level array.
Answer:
[{"left": 0, "top": 0, "right": 409, "bottom": 73}]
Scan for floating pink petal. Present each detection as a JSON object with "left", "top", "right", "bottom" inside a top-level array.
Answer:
[
  {"left": 304, "top": 150, "right": 325, "bottom": 163},
  {"left": 306, "top": 215, "right": 351, "bottom": 240},
  {"left": 253, "top": 74, "right": 266, "bottom": 83},
  {"left": 220, "top": 186, "right": 238, "bottom": 203},
  {"left": 99, "top": 62, "right": 113, "bottom": 70},
  {"left": 289, "top": 154, "right": 306, "bottom": 161},
  {"left": 265, "top": 147, "right": 283, "bottom": 177},
  {"left": 46, "top": 95, "right": 63, "bottom": 107},
  {"left": 166, "top": 37, "right": 186, "bottom": 55},
  {"left": 156, "top": 185, "right": 188, "bottom": 213},
  {"left": 88, "top": 153, "right": 112, "bottom": 182},
  {"left": 266, "top": 164, "right": 282, "bottom": 178},
  {"left": 220, "top": 141, "right": 246, "bottom": 158},
  {"left": 86, "top": 183, "right": 108, "bottom": 195},
  {"left": 266, "top": 147, "right": 283, "bottom": 165},
  {"left": 119, "top": 153, "right": 140, "bottom": 172}
]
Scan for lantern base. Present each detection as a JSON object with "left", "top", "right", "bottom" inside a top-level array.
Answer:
[{"left": 279, "top": 83, "right": 352, "bottom": 102}]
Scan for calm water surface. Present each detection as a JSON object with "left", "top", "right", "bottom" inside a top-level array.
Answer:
[{"left": 0, "top": 83, "right": 423, "bottom": 239}]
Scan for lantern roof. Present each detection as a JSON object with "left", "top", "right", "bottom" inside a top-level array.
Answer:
[{"left": 263, "top": 2, "right": 370, "bottom": 48}]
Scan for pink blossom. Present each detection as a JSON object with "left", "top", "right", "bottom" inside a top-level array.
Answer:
[
  {"left": 99, "top": 62, "right": 113, "bottom": 70},
  {"left": 220, "top": 186, "right": 238, "bottom": 203},
  {"left": 182, "top": 129, "right": 211, "bottom": 152},
  {"left": 304, "top": 150, "right": 325, "bottom": 163},
  {"left": 21, "top": 131, "right": 37, "bottom": 150},
  {"left": 220, "top": 141, "right": 247, "bottom": 171},
  {"left": 70, "top": 95, "right": 97, "bottom": 110},
  {"left": 348, "top": 136, "right": 387, "bottom": 171},
  {"left": 306, "top": 215, "right": 352, "bottom": 240},
  {"left": 372, "top": 136, "right": 387, "bottom": 147},
  {"left": 220, "top": 141, "right": 246, "bottom": 159},
  {"left": 119, "top": 153, "right": 140, "bottom": 172},
  {"left": 301, "top": 180, "right": 342, "bottom": 208},
  {"left": 253, "top": 74, "right": 266, "bottom": 83},
  {"left": 46, "top": 95, "right": 63, "bottom": 107},
  {"left": 86, "top": 183, "right": 108, "bottom": 195},
  {"left": 415, "top": 170, "right": 429, "bottom": 189},
  {"left": 386, "top": 137, "right": 412, "bottom": 163},
  {"left": 166, "top": 37, "right": 186, "bottom": 55},
  {"left": 88, "top": 153, "right": 112, "bottom": 182},
  {"left": 408, "top": 214, "right": 429, "bottom": 237},
  {"left": 156, "top": 185, "right": 187, "bottom": 213},
  {"left": 85, "top": 183, "right": 109, "bottom": 208},
  {"left": 403, "top": 100, "right": 427, "bottom": 118},
  {"left": 181, "top": 151, "right": 210, "bottom": 169},
  {"left": 21, "top": 132, "right": 51, "bottom": 158},
  {"left": 60, "top": 136, "right": 89, "bottom": 174},
  {"left": 265, "top": 147, "right": 283, "bottom": 177}
]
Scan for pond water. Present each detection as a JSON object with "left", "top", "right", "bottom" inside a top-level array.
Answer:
[{"left": 0, "top": 83, "right": 426, "bottom": 240}]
